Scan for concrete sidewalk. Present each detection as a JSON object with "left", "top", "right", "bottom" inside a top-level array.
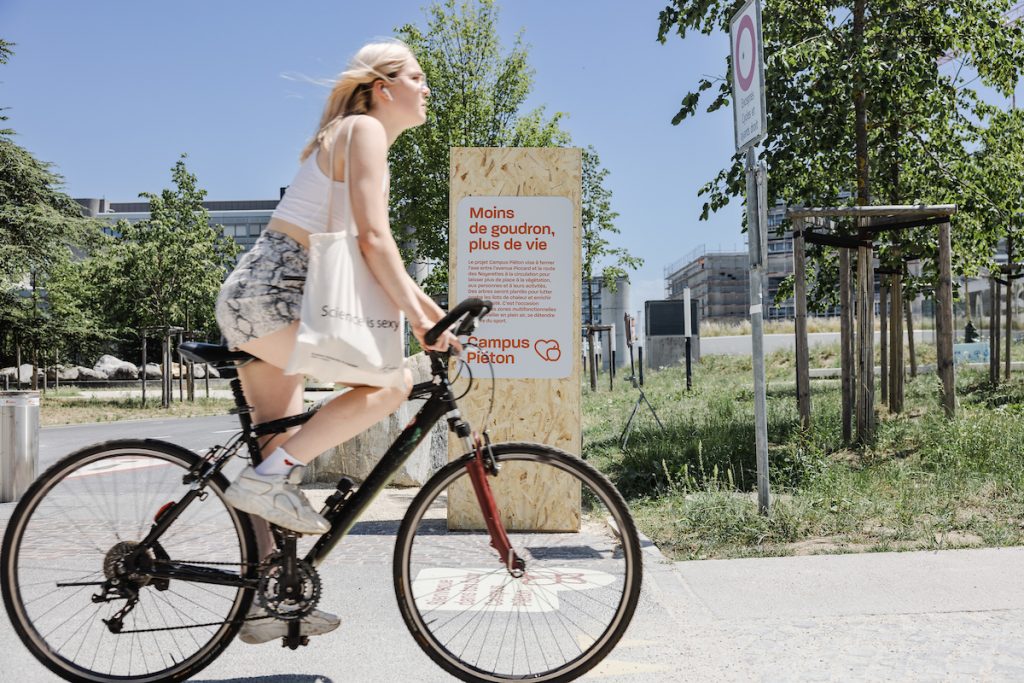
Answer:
[{"left": 2, "top": 490, "right": 1023, "bottom": 681}]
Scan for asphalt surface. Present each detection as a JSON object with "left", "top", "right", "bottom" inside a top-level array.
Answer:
[{"left": 2, "top": 417, "right": 1024, "bottom": 681}]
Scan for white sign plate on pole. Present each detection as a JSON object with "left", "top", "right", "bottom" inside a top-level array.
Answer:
[
  {"left": 455, "top": 196, "right": 574, "bottom": 379},
  {"left": 683, "top": 287, "right": 692, "bottom": 338},
  {"left": 730, "top": 0, "right": 767, "bottom": 153}
]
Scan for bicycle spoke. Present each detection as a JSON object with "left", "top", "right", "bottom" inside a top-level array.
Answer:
[
  {"left": 4, "top": 443, "right": 253, "bottom": 682},
  {"left": 396, "top": 447, "right": 641, "bottom": 681}
]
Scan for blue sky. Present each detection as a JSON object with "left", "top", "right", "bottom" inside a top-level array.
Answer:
[{"left": 2, "top": 1, "right": 1018, "bottom": 334}]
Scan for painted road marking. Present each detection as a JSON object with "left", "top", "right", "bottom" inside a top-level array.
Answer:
[
  {"left": 413, "top": 567, "right": 616, "bottom": 613},
  {"left": 67, "top": 457, "right": 173, "bottom": 480}
]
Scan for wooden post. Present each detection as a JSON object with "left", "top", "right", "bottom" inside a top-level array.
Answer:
[
  {"left": 856, "top": 230, "right": 875, "bottom": 443},
  {"left": 840, "top": 247, "right": 854, "bottom": 443},
  {"left": 890, "top": 269, "right": 905, "bottom": 412},
  {"left": 936, "top": 221, "right": 956, "bottom": 417},
  {"left": 905, "top": 297, "right": 917, "bottom": 378},
  {"left": 161, "top": 336, "right": 170, "bottom": 409},
  {"left": 1006, "top": 240, "right": 1014, "bottom": 380},
  {"left": 793, "top": 219, "right": 811, "bottom": 429},
  {"left": 141, "top": 335, "right": 147, "bottom": 408},
  {"left": 177, "top": 332, "right": 184, "bottom": 403},
  {"left": 880, "top": 277, "right": 889, "bottom": 406},
  {"left": 990, "top": 277, "right": 999, "bottom": 385}
]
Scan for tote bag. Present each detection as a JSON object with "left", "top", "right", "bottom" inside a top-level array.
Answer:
[{"left": 285, "top": 119, "right": 406, "bottom": 387}]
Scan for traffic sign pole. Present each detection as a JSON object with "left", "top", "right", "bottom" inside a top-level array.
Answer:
[{"left": 732, "top": 0, "right": 770, "bottom": 514}]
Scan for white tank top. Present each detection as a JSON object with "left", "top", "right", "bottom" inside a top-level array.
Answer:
[{"left": 271, "top": 119, "right": 386, "bottom": 234}]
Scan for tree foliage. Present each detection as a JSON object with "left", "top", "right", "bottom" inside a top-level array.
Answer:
[
  {"left": 0, "top": 39, "right": 110, "bottom": 367},
  {"left": 89, "top": 156, "right": 240, "bottom": 339},
  {"left": 391, "top": 0, "right": 571, "bottom": 293},
  {"left": 658, "top": 0, "right": 1024, "bottom": 304}
]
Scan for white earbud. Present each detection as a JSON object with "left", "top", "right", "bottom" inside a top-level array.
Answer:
[{"left": 382, "top": 87, "right": 393, "bottom": 101}]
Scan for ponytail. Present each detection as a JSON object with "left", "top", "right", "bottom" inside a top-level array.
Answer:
[{"left": 299, "top": 40, "right": 412, "bottom": 161}]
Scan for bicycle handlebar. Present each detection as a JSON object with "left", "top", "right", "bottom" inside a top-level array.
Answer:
[{"left": 424, "top": 298, "right": 492, "bottom": 346}]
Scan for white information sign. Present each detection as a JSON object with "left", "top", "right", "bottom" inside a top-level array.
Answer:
[
  {"left": 455, "top": 196, "right": 573, "bottom": 379},
  {"left": 730, "top": 0, "right": 767, "bottom": 152}
]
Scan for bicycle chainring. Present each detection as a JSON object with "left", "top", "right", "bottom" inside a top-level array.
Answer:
[{"left": 255, "top": 556, "right": 321, "bottom": 620}]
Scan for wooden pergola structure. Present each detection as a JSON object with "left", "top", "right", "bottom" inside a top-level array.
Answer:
[{"left": 787, "top": 205, "right": 957, "bottom": 444}]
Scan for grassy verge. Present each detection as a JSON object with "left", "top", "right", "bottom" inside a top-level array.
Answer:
[
  {"left": 584, "top": 341, "right": 1024, "bottom": 560},
  {"left": 41, "top": 397, "right": 236, "bottom": 426}
]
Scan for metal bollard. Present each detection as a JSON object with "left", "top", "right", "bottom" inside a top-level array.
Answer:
[{"left": 1, "top": 391, "right": 39, "bottom": 503}]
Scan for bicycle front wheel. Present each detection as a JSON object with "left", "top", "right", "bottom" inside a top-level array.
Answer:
[
  {"left": 394, "top": 443, "right": 642, "bottom": 683},
  {"left": 1, "top": 439, "right": 257, "bottom": 683}
]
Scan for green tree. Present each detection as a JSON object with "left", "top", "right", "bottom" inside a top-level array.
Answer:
[
  {"left": 92, "top": 156, "right": 239, "bottom": 340},
  {"left": 391, "top": 0, "right": 570, "bottom": 294},
  {"left": 0, "top": 39, "right": 108, "bottom": 372},
  {"left": 582, "top": 146, "right": 643, "bottom": 323},
  {"left": 657, "top": 0, "right": 1024, "bottom": 291}
]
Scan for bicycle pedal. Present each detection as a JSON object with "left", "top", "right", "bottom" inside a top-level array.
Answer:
[{"left": 281, "top": 635, "right": 309, "bottom": 650}]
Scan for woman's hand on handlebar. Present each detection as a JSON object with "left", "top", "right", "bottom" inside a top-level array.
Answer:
[{"left": 413, "top": 318, "right": 462, "bottom": 355}]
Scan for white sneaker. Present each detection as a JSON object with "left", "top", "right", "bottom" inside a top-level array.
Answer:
[
  {"left": 238, "top": 605, "right": 340, "bottom": 645},
  {"left": 223, "top": 465, "right": 330, "bottom": 535}
]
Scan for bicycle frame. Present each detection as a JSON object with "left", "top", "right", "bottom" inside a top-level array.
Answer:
[
  {"left": 129, "top": 353, "right": 518, "bottom": 590},
  {"left": 305, "top": 375, "right": 459, "bottom": 568}
]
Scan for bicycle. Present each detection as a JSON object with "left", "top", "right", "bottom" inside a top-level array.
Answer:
[{"left": 1, "top": 299, "right": 642, "bottom": 683}]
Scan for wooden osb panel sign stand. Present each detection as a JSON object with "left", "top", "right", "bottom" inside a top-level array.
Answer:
[{"left": 448, "top": 147, "right": 582, "bottom": 531}]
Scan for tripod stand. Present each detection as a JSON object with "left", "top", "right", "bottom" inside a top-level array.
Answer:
[{"left": 619, "top": 342, "right": 664, "bottom": 449}]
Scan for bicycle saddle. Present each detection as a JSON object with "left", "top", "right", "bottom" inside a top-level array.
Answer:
[{"left": 178, "top": 341, "right": 254, "bottom": 366}]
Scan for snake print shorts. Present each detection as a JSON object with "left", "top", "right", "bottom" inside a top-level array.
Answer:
[{"left": 215, "top": 230, "right": 308, "bottom": 349}]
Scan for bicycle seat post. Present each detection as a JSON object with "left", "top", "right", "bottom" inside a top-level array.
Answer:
[{"left": 228, "top": 375, "right": 263, "bottom": 463}]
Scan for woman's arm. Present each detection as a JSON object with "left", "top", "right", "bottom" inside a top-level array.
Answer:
[{"left": 343, "top": 117, "right": 451, "bottom": 350}]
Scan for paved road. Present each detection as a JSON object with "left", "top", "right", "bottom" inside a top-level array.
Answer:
[
  {"left": 39, "top": 414, "right": 241, "bottom": 471},
  {"left": 2, "top": 417, "right": 1024, "bottom": 680}
]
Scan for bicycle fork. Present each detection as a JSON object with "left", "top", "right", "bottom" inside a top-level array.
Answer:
[{"left": 463, "top": 432, "right": 526, "bottom": 577}]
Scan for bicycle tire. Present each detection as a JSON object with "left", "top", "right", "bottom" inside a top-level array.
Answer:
[
  {"left": 1, "top": 439, "right": 258, "bottom": 683},
  {"left": 393, "top": 442, "right": 642, "bottom": 683}
]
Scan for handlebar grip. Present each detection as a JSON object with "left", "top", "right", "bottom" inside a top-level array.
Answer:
[{"left": 424, "top": 298, "right": 492, "bottom": 346}]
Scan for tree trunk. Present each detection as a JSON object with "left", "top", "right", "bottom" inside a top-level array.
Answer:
[
  {"left": 991, "top": 277, "right": 1000, "bottom": 386},
  {"left": 857, "top": 238, "right": 876, "bottom": 443},
  {"left": 1006, "top": 236, "right": 1014, "bottom": 380},
  {"left": 880, "top": 278, "right": 889, "bottom": 406},
  {"left": 937, "top": 222, "right": 956, "bottom": 417},
  {"left": 840, "top": 248, "right": 854, "bottom": 444},
  {"left": 905, "top": 296, "right": 917, "bottom": 378},
  {"left": 890, "top": 268, "right": 905, "bottom": 413},
  {"left": 793, "top": 219, "right": 811, "bottom": 428},
  {"left": 853, "top": 0, "right": 873, "bottom": 443}
]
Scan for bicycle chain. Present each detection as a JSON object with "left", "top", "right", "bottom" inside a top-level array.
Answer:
[{"left": 154, "top": 558, "right": 262, "bottom": 568}]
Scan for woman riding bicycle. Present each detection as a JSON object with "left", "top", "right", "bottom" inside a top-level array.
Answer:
[{"left": 214, "top": 39, "right": 458, "bottom": 643}]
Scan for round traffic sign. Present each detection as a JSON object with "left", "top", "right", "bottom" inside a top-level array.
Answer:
[{"left": 734, "top": 14, "right": 756, "bottom": 91}]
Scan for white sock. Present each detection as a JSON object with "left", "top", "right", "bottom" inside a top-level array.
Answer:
[{"left": 255, "top": 446, "right": 303, "bottom": 476}]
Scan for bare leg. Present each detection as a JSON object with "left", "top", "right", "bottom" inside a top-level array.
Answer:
[
  {"left": 234, "top": 351, "right": 304, "bottom": 560},
  {"left": 238, "top": 321, "right": 411, "bottom": 462},
  {"left": 236, "top": 322, "right": 411, "bottom": 554}
]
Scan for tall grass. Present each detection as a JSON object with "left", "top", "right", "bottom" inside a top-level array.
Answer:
[{"left": 583, "top": 342, "right": 1024, "bottom": 559}]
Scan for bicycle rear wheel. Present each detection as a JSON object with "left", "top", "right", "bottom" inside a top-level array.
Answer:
[
  {"left": 394, "top": 442, "right": 642, "bottom": 683},
  {"left": 1, "top": 439, "right": 257, "bottom": 683}
]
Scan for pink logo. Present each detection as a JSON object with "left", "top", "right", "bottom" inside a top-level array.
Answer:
[{"left": 534, "top": 340, "right": 561, "bottom": 362}]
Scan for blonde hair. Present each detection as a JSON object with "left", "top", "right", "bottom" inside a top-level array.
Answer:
[{"left": 299, "top": 40, "right": 414, "bottom": 161}]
